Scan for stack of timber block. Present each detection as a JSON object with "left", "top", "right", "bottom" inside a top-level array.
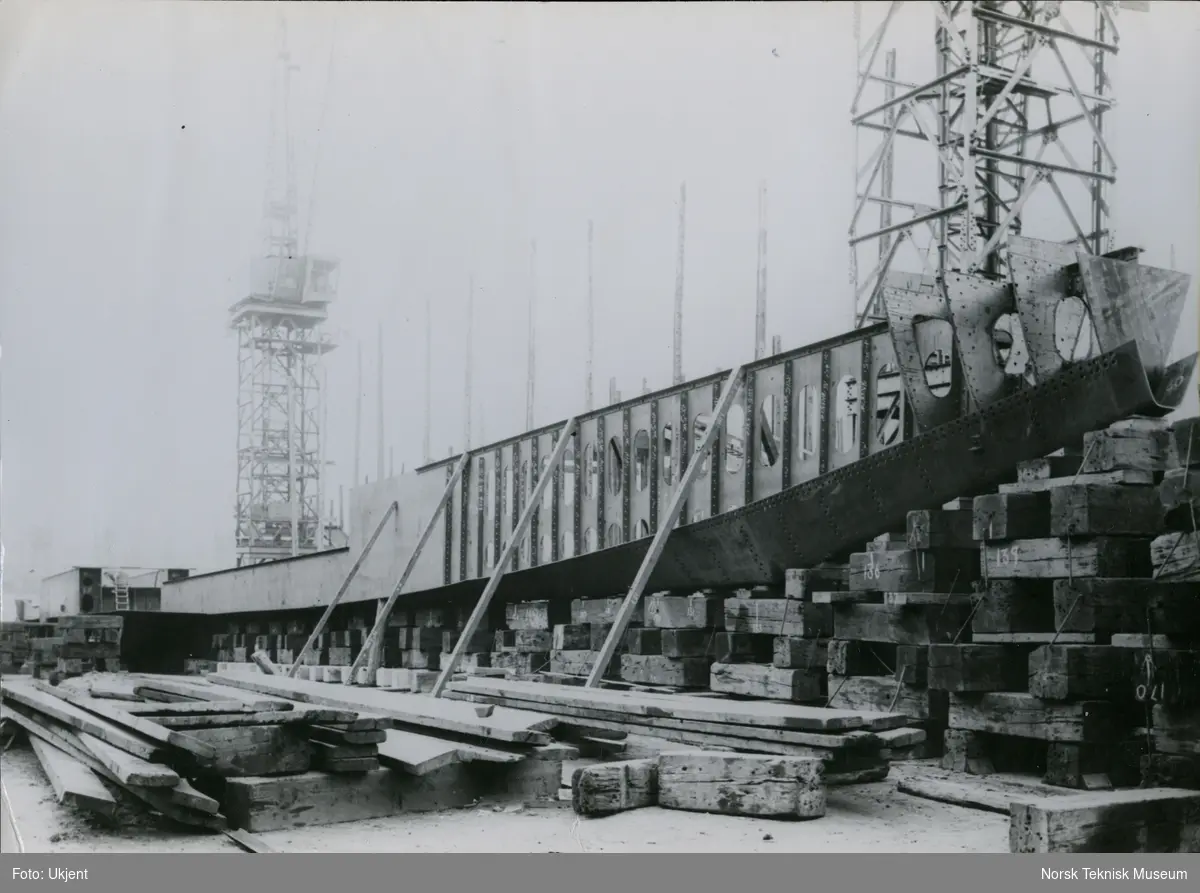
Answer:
[
  {"left": 1137, "top": 415, "right": 1200, "bottom": 792},
  {"left": 620, "top": 592, "right": 724, "bottom": 688},
  {"left": 12, "top": 616, "right": 124, "bottom": 679},
  {"left": 490, "top": 600, "right": 565, "bottom": 676},
  {"left": 941, "top": 417, "right": 1173, "bottom": 789},
  {"left": 711, "top": 576, "right": 836, "bottom": 702},
  {"left": 541, "top": 597, "right": 633, "bottom": 681},
  {"left": 817, "top": 522, "right": 979, "bottom": 757}
]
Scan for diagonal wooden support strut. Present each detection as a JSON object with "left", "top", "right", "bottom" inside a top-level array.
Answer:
[
  {"left": 287, "top": 500, "right": 399, "bottom": 677},
  {"left": 345, "top": 452, "right": 470, "bottom": 685},
  {"left": 586, "top": 365, "right": 746, "bottom": 688},
  {"left": 431, "top": 418, "right": 580, "bottom": 698}
]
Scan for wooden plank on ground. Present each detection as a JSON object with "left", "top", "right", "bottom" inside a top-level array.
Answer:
[
  {"left": 893, "top": 764, "right": 1073, "bottom": 814},
  {"left": 375, "top": 729, "right": 461, "bottom": 775},
  {"left": 28, "top": 679, "right": 217, "bottom": 762},
  {"left": 208, "top": 671, "right": 557, "bottom": 744},
  {"left": 656, "top": 751, "right": 826, "bottom": 818},
  {"left": 130, "top": 676, "right": 297, "bottom": 712},
  {"left": 1, "top": 679, "right": 165, "bottom": 761},
  {"left": 449, "top": 676, "right": 899, "bottom": 732},
  {"left": 28, "top": 736, "right": 117, "bottom": 818},
  {"left": 1009, "top": 788, "right": 1200, "bottom": 853},
  {"left": 225, "top": 829, "right": 280, "bottom": 853},
  {"left": 572, "top": 759, "right": 657, "bottom": 816},
  {"left": 76, "top": 732, "right": 180, "bottom": 788},
  {"left": 116, "top": 700, "right": 259, "bottom": 717}
]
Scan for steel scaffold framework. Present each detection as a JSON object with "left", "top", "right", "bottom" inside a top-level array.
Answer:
[
  {"left": 233, "top": 307, "right": 336, "bottom": 565},
  {"left": 849, "top": 0, "right": 1124, "bottom": 328}
]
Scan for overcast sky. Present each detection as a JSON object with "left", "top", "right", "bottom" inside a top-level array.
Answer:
[{"left": 1, "top": 0, "right": 1197, "bottom": 586}]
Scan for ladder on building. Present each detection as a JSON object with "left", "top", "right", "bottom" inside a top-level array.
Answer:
[{"left": 113, "top": 573, "right": 130, "bottom": 611}]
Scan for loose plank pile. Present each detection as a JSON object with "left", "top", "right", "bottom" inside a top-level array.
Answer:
[
  {"left": 0, "top": 671, "right": 403, "bottom": 829},
  {"left": 446, "top": 676, "right": 922, "bottom": 782}
]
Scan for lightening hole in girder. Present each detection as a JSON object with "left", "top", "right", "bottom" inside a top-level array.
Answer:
[
  {"left": 875, "top": 362, "right": 903, "bottom": 447},
  {"left": 608, "top": 436, "right": 623, "bottom": 497},
  {"left": 915, "top": 317, "right": 954, "bottom": 398},
  {"left": 725, "top": 404, "right": 746, "bottom": 473},
  {"left": 993, "top": 312, "right": 1033, "bottom": 381},
  {"left": 661, "top": 423, "right": 675, "bottom": 485},
  {"left": 633, "top": 429, "right": 650, "bottom": 492},
  {"left": 834, "top": 375, "right": 860, "bottom": 455}
]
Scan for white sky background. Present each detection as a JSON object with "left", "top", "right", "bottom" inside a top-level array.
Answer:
[{"left": 0, "top": 0, "right": 1197, "bottom": 582}]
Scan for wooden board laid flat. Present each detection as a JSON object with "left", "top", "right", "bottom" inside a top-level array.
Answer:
[
  {"left": 892, "top": 762, "right": 1073, "bottom": 814},
  {"left": 449, "top": 677, "right": 905, "bottom": 733},
  {"left": 445, "top": 687, "right": 881, "bottom": 752},
  {"left": 28, "top": 736, "right": 117, "bottom": 818},
  {"left": 1010, "top": 788, "right": 1200, "bottom": 853},
  {"left": 208, "top": 671, "right": 557, "bottom": 744}
]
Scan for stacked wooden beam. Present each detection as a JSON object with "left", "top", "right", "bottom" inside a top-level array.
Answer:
[
  {"left": 489, "top": 600, "right": 564, "bottom": 675},
  {"left": 54, "top": 615, "right": 124, "bottom": 676},
  {"left": 713, "top": 581, "right": 828, "bottom": 701},
  {"left": 544, "top": 597, "right": 639, "bottom": 681},
  {"left": 807, "top": 523, "right": 978, "bottom": 756},
  {"left": 446, "top": 675, "right": 923, "bottom": 782},
  {"left": 1134, "top": 416, "right": 1200, "bottom": 792},
  {"left": 616, "top": 592, "right": 723, "bottom": 688},
  {"left": 930, "top": 418, "right": 1173, "bottom": 788}
]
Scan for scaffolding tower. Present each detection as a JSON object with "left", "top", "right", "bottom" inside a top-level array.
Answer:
[
  {"left": 849, "top": 1, "right": 1125, "bottom": 327},
  {"left": 231, "top": 15, "right": 340, "bottom": 566}
]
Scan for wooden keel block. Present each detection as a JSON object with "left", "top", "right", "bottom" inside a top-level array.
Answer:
[
  {"left": 709, "top": 663, "right": 824, "bottom": 702},
  {"left": 1151, "top": 531, "right": 1200, "bottom": 581},
  {"left": 645, "top": 594, "right": 724, "bottom": 629},
  {"left": 1009, "top": 788, "right": 1200, "bottom": 853},
  {"left": 982, "top": 537, "right": 1152, "bottom": 579},
  {"left": 724, "top": 598, "right": 832, "bottom": 638},
  {"left": 784, "top": 566, "right": 850, "bottom": 600},
  {"left": 623, "top": 628, "right": 662, "bottom": 655},
  {"left": 571, "top": 598, "right": 643, "bottom": 626},
  {"left": 972, "top": 580, "right": 1055, "bottom": 634},
  {"left": 571, "top": 759, "right": 658, "bottom": 817},
  {"left": 832, "top": 603, "right": 972, "bottom": 646},
  {"left": 505, "top": 601, "right": 564, "bottom": 631},
  {"left": 907, "top": 509, "right": 977, "bottom": 550},
  {"left": 1049, "top": 484, "right": 1166, "bottom": 537},
  {"left": 948, "top": 692, "right": 1112, "bottom": 743},
  {"left": 827, "top": 676, "right": 948, "bottom": 725},
  {"left": 927, "top": 644, "right": 1028, "bottom": 693},
  {"left": 1017, "top": 456, "right": 1083, "bottom": 483},
  {"left": 1027, "top": 644, "right": 1132, "bottom": 700},
  {"left": 619, "top": 654, "right": 710, "bottom": 687},
  {"left": 660, "top": 629, "right": 716, "bottom": 659},
  {"left": 849, "top": 549, "right": 979, "bottom": 593},
  {"left": 551, "top": 624, "right": 593, "bottom": 652},
  {"left": 973, "top": 492, "right": 1051, "bottom": 541},
  {"left": 1080, "top": 427, "right": 1170, "bottom": 475},
  {"left": 773, "top": 637, "right": 829, "bottom": 670},
  {"left": 656, "top": 751, "right": 826, "bottom": 819},
  {"left": 494, "top": 629, "right": 552, "bottom": 653},
  {"left": 711, "top": 632, "right": 774, "bottom": 664}
]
